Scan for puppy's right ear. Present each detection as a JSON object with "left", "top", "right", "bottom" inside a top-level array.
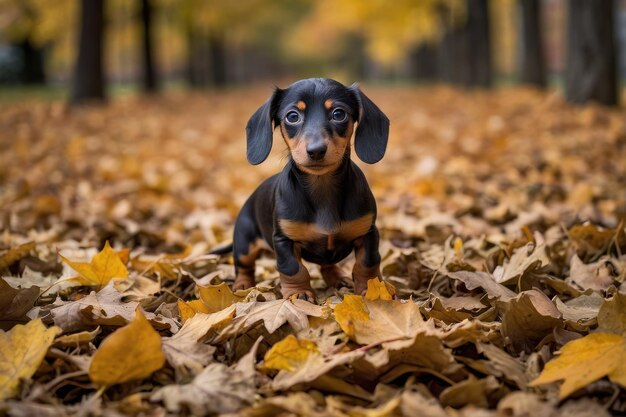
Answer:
[{"left": 246, "top": 88, "right": 282, "bottom": 165}]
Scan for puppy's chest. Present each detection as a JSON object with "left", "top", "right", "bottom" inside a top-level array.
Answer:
[{"left": 278, "top": 212, "right": 373, "bottom": 248}]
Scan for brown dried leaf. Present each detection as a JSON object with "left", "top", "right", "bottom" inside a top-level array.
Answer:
[{"left": 501, "top": 289, "right": 563, "bottom": 351}]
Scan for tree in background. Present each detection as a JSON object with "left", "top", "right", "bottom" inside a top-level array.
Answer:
[
  {"left": 435, "top": 0, "right": 493, "bottom": 87},
  {"left": 518, "top": 0, "right": 546, "bottom": 88},
  {"left": 140, "top": 0, "right": 158, "bottom": 92},
  {"left": 463, "top": 0, "right": 491, "bottom": 87},
  {"left": 286, "top": 0, "right": 460, "bottom": 82},
  {"left": 565, "top": 0, "right": 618, "bottom": 106},
  {"left": 70, "top": 0, "right": 106, "bottom": 104},
  {"left": 1, "top": 0, "right": 46, "bottom": 84}
]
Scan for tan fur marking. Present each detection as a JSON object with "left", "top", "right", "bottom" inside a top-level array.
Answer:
[
  {"left": 279, "top": 213, "right": 374, "bottom": 243},
  {"left": 337, "top": 214, "right": 374, "bottom": 241},
  {"left": 279, "top": 220, "right": 324, "bottom": 242},
  {"left": 237, "top": 238, "right": 271, "bottom": 266},
  {"left": 324, "top": 99, "right": 333, "bottom": 110},
  {"left": 296, "top": 100, "right": 306, "bottom": 110}
]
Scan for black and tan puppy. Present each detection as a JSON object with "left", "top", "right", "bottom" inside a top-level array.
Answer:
[{"left": 220, "top": 78, "right": 389, "bottom": 301}]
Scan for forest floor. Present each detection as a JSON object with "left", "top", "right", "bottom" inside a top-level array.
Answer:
[{"left": 0, "top": 86, "right": 625, "bottom": 416}]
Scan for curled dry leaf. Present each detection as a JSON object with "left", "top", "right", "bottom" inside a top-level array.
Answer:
[
  {"left": 50, "top": 281, "right": 177, "bottom": 332},
  {"left": 261, "top": 334, "right": 319, "bottom": 371},
  {"left": 554, "top": 292, "right": 603, "bottom": 324},
  {"left": 177, "top": 299, "right": 210, "bottom": 322},
  {"left": 597, "top": 292, "right": 626, "bottom": 335},
  {"left": 500, "top": 289, "right": 563, "bottom": 351},
  {"left": 0, "top": 242, "right": 36, "bottom": 271},
  {"left": 153, "top": 362, "right": 255, "bottom": 414},
  {"left": 439, "top": 375, "right": 500, "bottom": 408},
  {"left": 161, "top": 306, "right": 235, "bottom": 373},
  {"left": 447, "top": 271, "right": 516, "bottom": 301},
  {"left": 198, "top": 281, "right": 244, "bottom": 313},
  {"left": 53, "top": 327, "right": 101, "bottom": 348},
  {"left": 568, "top": 255, "right": 616, "bottom": 291},
  {"left": 0, "top": 319, "right": 59, "bottom": 400},
  {"left": 492, "top": 234, "right": 549, "bottom": 285},
  {"left": 88, "top": 308, "right": 165, "bottom": 386},
  {"left": 364, "top": 278, "right": 396, "bottom": 301},
  {"left": 0, "top": 278, "right": 39, "bottom": 329}
]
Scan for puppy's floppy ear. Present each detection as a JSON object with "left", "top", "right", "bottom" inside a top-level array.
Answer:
[
  {"left": 246, "top": 88, "right": 282, "bottom": 165},
  {"left": 350, "top": 84, "right": 389, "bottom": 164}
]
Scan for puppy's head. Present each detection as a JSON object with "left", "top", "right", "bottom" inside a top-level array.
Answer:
[{"left": 246, "top": 78, "right": 389, "bottom": 175}]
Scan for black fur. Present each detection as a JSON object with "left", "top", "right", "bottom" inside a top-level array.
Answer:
[
  {"left": 350, "top": 84, "right": 390, "bottom": 164},
  {"left": 246, "top": 88, "right": 282, "bottom": 165}
]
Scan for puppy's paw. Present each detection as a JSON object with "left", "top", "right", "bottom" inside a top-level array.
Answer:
[
  {"left": 353, "top": 280, "right": 369, "bottom": 297},
  {"left": 233, "top": 273, "right": 256, "bottom": 291},
  {"left": 282, "top": 287, "right": 317, "bottom": 303}
]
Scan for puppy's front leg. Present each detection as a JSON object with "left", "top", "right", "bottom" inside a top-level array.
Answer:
[
  {"left": 273, "top": 233, "right": 315, "bottom": 301},
  {"left": 353, "top": 226, "right": 382, "bottom": 295}
]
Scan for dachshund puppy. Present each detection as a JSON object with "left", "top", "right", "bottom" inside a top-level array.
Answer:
[{"left": 221, "top": 78, "right": 389, "bottom": 301}]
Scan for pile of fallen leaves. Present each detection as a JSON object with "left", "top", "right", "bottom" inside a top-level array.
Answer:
[{"left": 1, "top": 85, "right": 625, "bottom": 416}]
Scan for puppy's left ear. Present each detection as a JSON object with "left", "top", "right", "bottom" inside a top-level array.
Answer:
[
  {"left": 246, "top": 88, "right": 282, "bottom": 165},
  {"left": 350, "top": 84, "right": 389, "bottom": 164}
]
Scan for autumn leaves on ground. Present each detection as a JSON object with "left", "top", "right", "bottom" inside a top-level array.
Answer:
[{"left": 1, "top": 86, "right": 626, "bottom": 416}]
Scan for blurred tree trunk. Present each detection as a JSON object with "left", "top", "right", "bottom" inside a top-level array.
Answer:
[
  {"left": 438, "top": 22, "right": 467, "bottom": 85},
  {"left": 140, "top": 0, "right": 158, "bottom": 92},
  {"left": 518, "top": 0, "right": 546, "bottom": 87},
  {"left": 185, "top": 27, "right": 206, "bottom": 87},
  {"left": 208, "top": 34, "right": 227, "bottom": 87},
  {"left": 565, "top": 0, "right": 618, "bottom": 105},
  {"left": 70, "top": 0, "right": 105, "bottom": 104},
  {"left": 437, "top": 0, "right": 491, "bottom": 87},
  {"left": 18, "top": 39, "right": 46, "bottom": 85},
  {"left": 411, "top": 43, "right": 437, "bottom": 82},
  {"left": 464, "top": 0, "right": 491, "bottom": 87},
  {"left": 345, "top": 34, "right": 367, "bottom": 81}
]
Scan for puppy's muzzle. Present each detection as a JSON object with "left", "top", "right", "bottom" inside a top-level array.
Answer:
[{"left": 306, "top": 142, "right": 327, "bottom": 161}]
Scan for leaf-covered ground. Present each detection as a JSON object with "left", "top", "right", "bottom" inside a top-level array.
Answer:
[{"left": 1, "top": 86, "right": 625, "bottom": 416}]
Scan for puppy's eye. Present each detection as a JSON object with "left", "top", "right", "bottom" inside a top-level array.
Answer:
[
  {"left": 285, "top": 111, "right": 301, "bottom": 124},
  {"left": 331, "top": 108, "right": 347, "bottom": 122}
]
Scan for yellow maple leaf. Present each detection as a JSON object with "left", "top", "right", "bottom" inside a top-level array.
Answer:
[
  {"left": 364, "top": 278, "right": 396, "bottom": 301},
  {"left": 529, "top": 332, "right": 626, "bottom": 398},
  {"left": 333, "top": 295, "right": 370, "bottom": 339},
  {"left": 60, "top": 241, "right": 128, "bottom": 288},
  {"left": 89, "top": 308, "right": 165, "bottom": 386},
  {"left": 334, "top": 295, "right": 425, "bottom": 345},
  {"left": 261, "top": 334, "right": 319, "bottom": 372},
  {"left": 177, "top": 299, "right": 210, "bottom": 322},
  {"left": 0, "top": 319, "right": 60, "bottom": 400},
  {"left": 198, "top": 282, "right": 244, "bottom": 313}
]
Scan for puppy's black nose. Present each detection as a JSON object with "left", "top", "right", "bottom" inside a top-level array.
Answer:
[{"left": 306, "top": 142, "right": 327, "bottom": 161}]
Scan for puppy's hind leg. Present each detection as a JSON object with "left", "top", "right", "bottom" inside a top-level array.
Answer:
[{"left": 233, "top": 215, "right": 264, "bottom": 291}]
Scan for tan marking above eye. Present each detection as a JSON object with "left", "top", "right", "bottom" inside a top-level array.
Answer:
[
  {"left": 279, "top": 214, "right": 374, "bottom": 243},
  {"left": 297, "top": 101, "right": 306, "bottom": 111},
  {"left": 324, "top": 99, "right": 333, "bottom": 110}
]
